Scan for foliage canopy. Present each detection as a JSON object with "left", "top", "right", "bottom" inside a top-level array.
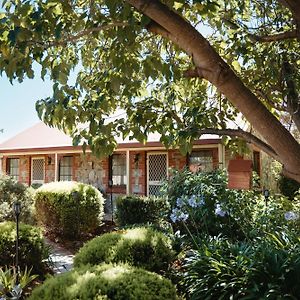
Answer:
[{"left": 1, "top": 0, "right": 300, "bottom": 180}]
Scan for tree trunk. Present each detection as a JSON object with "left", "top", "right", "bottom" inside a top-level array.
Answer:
[{"left": 126, "top": 0, "right": 300, "bottom": 182}]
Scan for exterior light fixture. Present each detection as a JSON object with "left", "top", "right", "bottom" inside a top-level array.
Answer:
[{"left": 263, "top": 188, "right": 270, "bottom": 206}]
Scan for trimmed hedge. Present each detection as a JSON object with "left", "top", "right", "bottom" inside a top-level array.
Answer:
[
  {"left": 74, "top": 227, "right": 174, "bottom": 273},
  {"left": 0, "top": 175, "right": 35, "bottom": 224},
  {"left": 0, "top": 221, "right": 48, "bottom": 274},
  {"left": 35, "top": 181, "right": 105, "bottom": 239},
  {"left": 29, "top": 264, "right": 177, "bottom": 300},
  {"left": 115, "top": 195, "right": 169, "bottom": 226}
]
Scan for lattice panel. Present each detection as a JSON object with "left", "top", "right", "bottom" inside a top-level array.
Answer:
[
  {"left": 32, "top": 159, "right": 45, "bottom": 181},
  {"left": 149, "top": 185, "right": 163, "bottom": 196},
  {"left": 148, "top": 154, "right": 167, "bottom": 181}
]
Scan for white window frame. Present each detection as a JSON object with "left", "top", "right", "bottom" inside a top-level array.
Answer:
[
  {"left": 7, "top": 158, "right": 20, "bottom": 181},
  {"left": 189, "top": 150, "right": 214, "bottom": 172},
  {"left": 59, "top": 156, "right": 73, "bottom": 181},
  {"left": 31, "top": 157, "right": 45, "bottom": 184},
  {"left": 111, "top": 153, "right": 127, "bottom": 186}
]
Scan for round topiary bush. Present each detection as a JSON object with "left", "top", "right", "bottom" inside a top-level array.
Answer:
[
  {"left": 0, "top": 221, "right": 48, "bottom": 274},
  {"left": 115, "top": 195, "right": 170, "bottom": 226},
  {"left": 0, "top": 175, "right": 35, "bottom": 224},
  {"left": 35, "top": 181, "right": 105, "bottom": 239},
  {"left": 29, "top": 263, "right": 177, "bottom": 300},
  {"left": 74, "top": 227, "right": 175, "bottom": 273}
]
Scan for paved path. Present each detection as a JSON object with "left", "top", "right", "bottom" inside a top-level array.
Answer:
[{"left": 45, "top": 238, "right": 75, "bottom": 275}]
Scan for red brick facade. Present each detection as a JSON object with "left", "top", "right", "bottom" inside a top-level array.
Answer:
[{"left": 1, "top": 147, "right": 221, "bottom": 195}]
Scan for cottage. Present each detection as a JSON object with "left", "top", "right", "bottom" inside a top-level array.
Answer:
[{"left": 0, "top": 123, "right": 260, "bottom": 198}]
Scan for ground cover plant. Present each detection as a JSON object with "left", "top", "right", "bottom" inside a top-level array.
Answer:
[
  {"left": 0, "top": 266, "right": 38, "bottom": 300},
  {"left": 35, "top": 181, "right": 105, "bottom": 239},
  {"left": 0, "top": 221, "right": 48, "bottom": 274},
  {"left": 0, "top": 175, "right": 35, "bottom": 224},
  {"left": 74, "top": 227, "right": 174, "bottom": 273},
  {"left": 181, "top": 232, "right": 300, "bottom": 299},
  {"left": 28, "top": 263, "right": 177, "bottom": 300}
]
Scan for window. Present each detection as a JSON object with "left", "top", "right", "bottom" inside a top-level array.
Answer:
[
  {"left": 7, "top": 158, "right": 19, "bottom": 180},
  {"left": 59, "top": 156, "right": 73, "bottom": 181},
  {"left": 110, "top": 154, "right": 127, "bottom": 186},
  {"left": 253, "top": 151, "right": 260, "bottom": 176},
  {"left": 31, "top": 158, "right": 45, "bottom": 184},
  {"left": 189, "top": 150, "right": 213, "bottom": 172}
]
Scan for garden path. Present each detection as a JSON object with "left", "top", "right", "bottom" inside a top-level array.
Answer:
[{"left": 45, "top": 238, "right": 75, "bottom": 275}]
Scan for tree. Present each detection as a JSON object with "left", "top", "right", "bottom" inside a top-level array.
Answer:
[{"left": 0, "top": 0, "right": 300, "bottom": 182}]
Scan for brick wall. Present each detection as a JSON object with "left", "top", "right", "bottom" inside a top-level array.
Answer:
[
  {"left": 1, "top": 146, "right": 221, "bottom": 192},
  {"left": 168, "top": 150, "right": 188, "bottom": 170}
]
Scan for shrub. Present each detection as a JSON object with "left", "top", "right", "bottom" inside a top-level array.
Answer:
[
  {"left": 0, "top": 221, "right": 48, "bottom": 274},
  {"left": 162, "top": 169, "right": 300, "bottom": 242},
  {"left": 74, "top": 227, "right": 174, "bottom": 273},
  {"left": 181, "top": 232, "right": 300, "bottom": 299},
  {"left": 278, "top": 175, "right": 300, "bottom": 199},
  {"left": 29, "top": 263, "right": 177, "bottom": 300},
  {"left": 115, "top": 195, "right": 169, "bottom": 226},
  {"left": 255, "top": 194, "right": 300, "bottom": 233},
  {"left": 0, "top": 175, "right": 35, "bottom": 224},
  {"left": 35, "top": 181, "right": 105, "bottom": 239},
  {"left": 161, "top": 168, "right": 262, "bottom": 240}
]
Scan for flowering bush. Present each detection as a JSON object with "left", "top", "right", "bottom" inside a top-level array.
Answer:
[
  {"left": 162, "top": 169, "right": 300, "bottom": 242},
  {"left": 162, "top": 169, "right": 261, "bottom": 240},
  {"left": 163, "top": 169, "right": 300, "bottom": 299}
]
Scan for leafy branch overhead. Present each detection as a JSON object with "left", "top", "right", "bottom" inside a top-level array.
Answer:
[{"left": 0, "top": 0, "right": 300, "bottom": 182}]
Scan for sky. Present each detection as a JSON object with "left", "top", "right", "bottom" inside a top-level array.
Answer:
[{"left": 0, "top": 69, "right": 53, "bottom": 143}]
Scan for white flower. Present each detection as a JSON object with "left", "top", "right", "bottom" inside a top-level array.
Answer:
[
  {"left": 170, "top": 208, "right": 189, "bottom": 222},
  {"left": 215, "top": 203, "right": 226, "bottom": 217},
  {"left": 198, "top": 194, "right": 205, "bottom": 206},
  {"left": 188, "top": 195, "right": 197, "bottom": 208},
  {"left": 176, "top": 197, "right": 184, "bottom": 208},
  {"left": 284, "top": 211, "right": 299, "bottom": 221}
]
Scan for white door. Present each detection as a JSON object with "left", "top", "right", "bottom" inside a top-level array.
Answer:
[
  {"left": 147, "top": 153, "right": 168, "bottom": 196},
  {"left": 31, "top": 158, "right": 45, "bottom": 184}
]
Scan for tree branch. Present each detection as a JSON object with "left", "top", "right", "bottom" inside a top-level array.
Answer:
[
  {"left": 278, "top": 0, "right": 300, "bottom": 32},
  {"left": 282, "top": 59, "right": 300, "bottom": 131},
  {"left": 255, "top": 89, "right": 287, "bottom": 111},
  {"left": 126, "top": 0, "right": 300, "bottom": 181},
  {"left": 223, "top": 17, "right": 299, "bottom": 42},
  {"left": 58, "top": 22, "right": 128, "bottom": 45},
  {"left": 27, "top": 22, "right": 129, "bottom": 47},
  {"left": 249, "top": 29, "right": 299, "bottom": 42},
  {"left": 199, "top": 128, "right": 280, "bottom": 161},
  {"left": 184, "top": 68, "right": 205, "bottom": 78}
]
